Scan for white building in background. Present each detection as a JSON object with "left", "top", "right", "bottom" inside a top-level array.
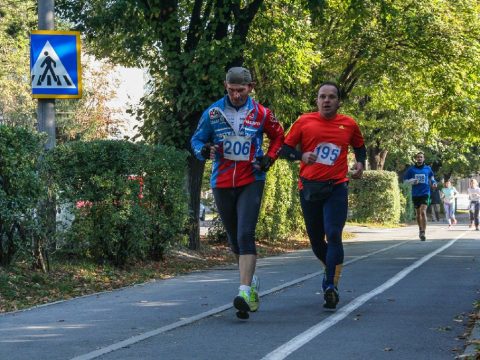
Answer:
[
  {"left": 83, "top": 55, "right": 147, "bottom": 141},
  {"left": 107, "top": 65, "right": 147, "bottom": 140},
  {"left": 56, "top": 65, "right": 148, "bottom": 231}
]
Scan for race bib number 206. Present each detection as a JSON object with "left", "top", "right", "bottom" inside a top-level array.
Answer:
[
  {"left": 314, "top": 142, "right": 341, "bottom": 166},
  {"left": 223, "top": 136, "right": 251, "bottom": 161}
]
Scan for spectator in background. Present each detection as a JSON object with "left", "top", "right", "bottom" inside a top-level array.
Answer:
[
  {"left": 428, "top": 186, "right": 442, "bottom": 222},
  {"left": 441, "top": 180, "right": 458, "bottom": 229},
  {"left": 467, "top": 178, "right": 480, "bottom": 230}
]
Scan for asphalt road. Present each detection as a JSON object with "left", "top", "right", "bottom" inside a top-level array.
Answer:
[{"left": 1, "top": 221, "right": 478, "bottom": 360}]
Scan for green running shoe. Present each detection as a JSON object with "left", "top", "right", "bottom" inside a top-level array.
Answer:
[
  {"left": 234, "top": 290, "right": 251, "bottom": 313},
  {"left": 249, "top": 275, "right": 260, "bottom": 312},
  {"left": 251, "top": 275, "right": 260, "bottom": 293}
]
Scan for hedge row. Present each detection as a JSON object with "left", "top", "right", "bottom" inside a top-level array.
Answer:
[
  {"left": 0, "top": 126, "right": 46, "bottom": 266},
  {"left": 257, "top": 160, "right": 305, "bottom": 240},
  {"left": 257, "top": 168, "right": 407, "bottom": 243},
  {"left": 0, "top": 125, "right": 188, "bottom": 267},
  {"left": 1, "top": 125, "right": 413, "bottom": 268},
  {"left": 348, "top": 170, "right": 403, "bottom": 224},
  {"left": 46, "top": 140, "right": 189, "bottom": 266}
]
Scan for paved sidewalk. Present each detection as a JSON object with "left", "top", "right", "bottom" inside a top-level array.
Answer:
[
  {"left": 345, "top": 220, "right": 480, "bottom": 359},
  {"left": 1, "top": 219, "right": 478, "bottom": 360}
]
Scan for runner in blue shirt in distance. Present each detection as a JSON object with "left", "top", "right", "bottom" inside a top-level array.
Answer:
[{"left": 403, "top": 152, "right": 437, "bottom": 241}]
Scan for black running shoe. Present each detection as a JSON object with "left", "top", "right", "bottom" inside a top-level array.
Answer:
[
  {"left": 323, "top": 286, "right": 339, "bottom": 310},
  {"left": 419, "top": 231, "right": 426, "bottom": 241}
]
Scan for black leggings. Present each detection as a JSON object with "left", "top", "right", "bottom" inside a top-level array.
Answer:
[
  {"left": 470, "top": 201, "right": 480, "bottom": 227},
  {"left": 213, "top": 181, "right": 265, "bottom": 255},
  {"left": 299, "top": 182, "right": 348, "bottom": 288}
]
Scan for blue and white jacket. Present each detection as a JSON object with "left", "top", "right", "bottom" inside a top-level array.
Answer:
[{"left": 191, "top": 96, "right": 284, "bottom": 188}]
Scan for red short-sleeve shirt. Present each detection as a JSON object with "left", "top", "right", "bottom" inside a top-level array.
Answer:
[{"left": 284, "top": 112, "right": 364, "bottom": 187}]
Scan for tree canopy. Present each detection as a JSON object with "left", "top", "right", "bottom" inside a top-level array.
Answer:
[
  {"left": 0, "top": 0, "right": 36, "bottom": 127},
  {"left": 306, "top": 0, "right": 480, "bottom": 172},
  {"left": 57, "top": 0, "right": 268, "bottom": 248},
  {"left": 56, "top": 0, "right": 480, "bottom": 158},
  {"left": 55, "top": 0, "right": 480, "bottom": 247},
  {"left": 0, "top": 0, "right": 126, "bottom": 141},
  {"left": 57, "top": 0, "right": 264, "bottom": 145}
]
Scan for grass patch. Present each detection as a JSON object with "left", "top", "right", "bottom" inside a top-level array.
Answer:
[
  {"left": 346, "top": 221, "right": 406, "bottom": 229},
  {"left": 0, "top": 236, "right": 312, "bottom": 313}
]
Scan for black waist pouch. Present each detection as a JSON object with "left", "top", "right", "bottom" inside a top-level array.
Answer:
[{"left": 301, "top": 178, "right": 335, "bottom": 201}]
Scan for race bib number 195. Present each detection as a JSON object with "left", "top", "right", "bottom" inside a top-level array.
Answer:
[
  {"left": 314, "top": 142, "right": 341, "bottom": 166},
  {"left": 223, "top": 136, "right": 251, "bottom": 161}
]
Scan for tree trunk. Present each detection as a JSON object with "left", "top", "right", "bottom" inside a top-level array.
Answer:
[
  {"left": 187, "top": 155, "right": 205, "bottom": 250},
  {"left": 33, "top": 195, "right": 55, "bottom": 272},
  {"left": 368, "top": 145, "right": 388, "bottom": 170},
  {"left": 31, "top": 235, "right": 47, "bottom": 273}
]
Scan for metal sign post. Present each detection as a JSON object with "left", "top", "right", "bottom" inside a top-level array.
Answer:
[{"left": 37, "top": 0, "right": 55, "bottom": 150}]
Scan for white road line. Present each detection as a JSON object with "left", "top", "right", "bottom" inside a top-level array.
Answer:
[
  {"left": 70, "top": 241, "right": 408, "bottom": 360},
  {"left": 70, "top": 304, "right": 233, "bottom": 360},
  {"left": 260, "top": 241, "right": 406, "bottom": 297},
  {"left": 261, "top": 233, "right": 466, "bottom": 360}
]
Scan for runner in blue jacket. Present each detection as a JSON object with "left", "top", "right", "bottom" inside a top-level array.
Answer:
[{"left": 403, "top": 152, "right": 437, "bottom": 241}]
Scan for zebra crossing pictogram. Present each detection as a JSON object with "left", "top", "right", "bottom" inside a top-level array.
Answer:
[
  {"left": 30, "top": 30, "right": 82, "bottom": 98},
  {"left": 31, "top": 41, "right": 76, "bottom": 89}
]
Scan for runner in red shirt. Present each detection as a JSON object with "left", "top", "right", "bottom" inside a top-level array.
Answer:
[{"left": 280, "top": 82, "right": 366, "bottom": 310}]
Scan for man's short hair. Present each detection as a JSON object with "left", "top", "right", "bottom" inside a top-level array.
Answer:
[
  {"left": 226, "top": 67, "right": 252, "bottom": 85},
  {"left": 319, "top": 81, "right": 341, "bottom": 98}
]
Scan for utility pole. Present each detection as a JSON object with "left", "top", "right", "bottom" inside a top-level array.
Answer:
[
  {"left": 35, "top": 0, "right": 56, "bottom": 272},
  {"left": 37, "top": 0, "right": 55, "bottom": 149}
]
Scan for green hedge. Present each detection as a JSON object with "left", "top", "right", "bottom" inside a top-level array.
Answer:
[
  {"left": 1, "top": 127, "right": 415, "bottom": 269},
  {"left": 219, "top": 167, "right": 409, "bottom": 244},
  {"left": 259, "top": 169, "right": 406, "bottom": 235},
  {"left": 257, "top": 160, "right": 305, "bottom": 241},
  {"left": 348, "top": 170, "right": 401, "bottom": 224},
  {"left": 399, "top": 182, "right": 415, "bottom": 223},
  {"left": 0, "top": 125, "right": 46, "bottom": 266},
  {"left": 45, "top": 140, "right": 188, "bottom": 266}
]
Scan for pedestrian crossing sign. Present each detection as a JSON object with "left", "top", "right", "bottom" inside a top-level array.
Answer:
[{"left": 30, "top": 30, "right": 82, "bottom": 99}]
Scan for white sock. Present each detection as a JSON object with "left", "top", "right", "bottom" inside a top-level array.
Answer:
[{"left": 239, "top": 285, "right": 251, "bottom": 295}]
